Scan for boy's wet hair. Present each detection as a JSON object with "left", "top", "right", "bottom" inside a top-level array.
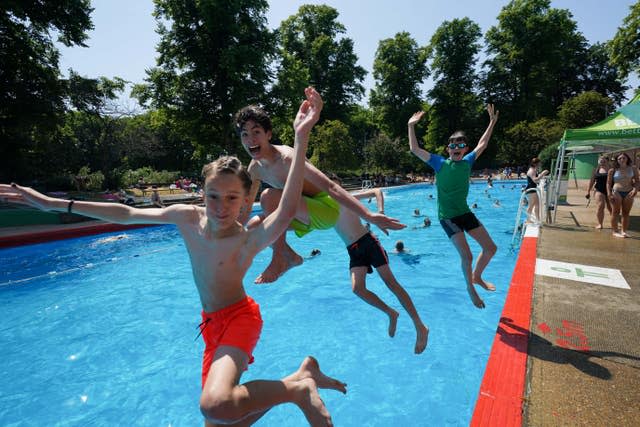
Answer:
[
  {"left": 201, "top": 156, "right": 252, "bottom": 194},
  {"left": 234, "top": 105, "right": 272, "bottom": 135},
  {"left": 448, "top": 130, "right": 467, "bottom": 141}
]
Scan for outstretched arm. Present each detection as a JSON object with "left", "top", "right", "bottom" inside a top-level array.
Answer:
[
  {"left": 473, "top": 104, "right": 499, "bottom": 158},
  {"left": 304, "top": 168, "right": 404, "bottom": 234},
  {"left": 253, "top": 87, "right": 322, "bottom": 249},
  {"left": 408, "top": 111, "right": 431, "bottom": 163},
  {"left": 352, "top": 188, "right": 384, "bottom": 213},
  {"left": 0, "top": 184, "right": 186, "bottom": 225}
]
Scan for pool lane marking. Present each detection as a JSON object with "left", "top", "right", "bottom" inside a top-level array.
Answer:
[
  {"left": 471, "top": 232, "right": 537, "bottom": 427},
  {"left": 535, "top": 258, "right": 630, "bottom": 289}
]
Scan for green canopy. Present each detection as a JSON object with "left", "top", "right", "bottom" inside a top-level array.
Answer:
[{"left": 561, "top": 93, "right": 640, "bottom": 153}]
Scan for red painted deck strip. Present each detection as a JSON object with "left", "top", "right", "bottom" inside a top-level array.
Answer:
[
  {"left": 0, "top": 223, "right": 155, "bottom": 248},
  {"left": 471, "top": 234, "right": 538, "bottom": 426}
]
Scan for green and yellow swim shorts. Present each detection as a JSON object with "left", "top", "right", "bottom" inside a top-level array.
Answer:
[{"left": 290, "top": 192, "right": 340, "bottom": 237}]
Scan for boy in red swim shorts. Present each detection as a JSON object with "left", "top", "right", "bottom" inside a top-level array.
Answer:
[{"left": 2, "top": 88, "right": 346, "bottom": 426}]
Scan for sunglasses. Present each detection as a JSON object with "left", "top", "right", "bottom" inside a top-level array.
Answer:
[{"left": 448, "top": 142, "right": 467, "bottom": 149}]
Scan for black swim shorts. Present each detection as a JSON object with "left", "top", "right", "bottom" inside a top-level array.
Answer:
[
  {"left": 347, "top": 232, "right": 389, "bottom": 274},
  {"left": 439, "top": 211, "right": 481, "bottom": 238}
]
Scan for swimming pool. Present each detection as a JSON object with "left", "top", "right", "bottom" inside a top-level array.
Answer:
[{"left": 0, "top": 182, "right": 525, "bottom": 426}]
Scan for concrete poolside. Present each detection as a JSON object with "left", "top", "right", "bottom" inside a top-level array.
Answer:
[
  {"left": 1, "top": 182, "right": 639, "bottom": 425},
  {"left": 523, "top": 183, "right": 640, "bottom": 426}
]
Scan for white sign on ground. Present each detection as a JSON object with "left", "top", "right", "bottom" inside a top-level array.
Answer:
[{"left": 535, "top": 258, "right": 630, "bottom": 289}]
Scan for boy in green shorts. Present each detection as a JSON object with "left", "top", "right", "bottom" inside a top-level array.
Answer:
[
  {"left": 236, "top": 105, "right": 405, "bottom": 283},
  {"left": 407, "top": 105, "right": 499, "bottom": 308}
]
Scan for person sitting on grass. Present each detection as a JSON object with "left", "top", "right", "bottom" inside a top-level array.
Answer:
[
  {"left": 1, "top": 87, "right": 347, "bottom": 426},
  {"left": 407, "top": 105, "right": 499, "bottom": 309}
]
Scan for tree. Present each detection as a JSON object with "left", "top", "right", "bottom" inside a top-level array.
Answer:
[
  {"left": 608, "top": 1, "right": 640, "bottom": 81},
  {"left": 426, "top": 18, "right": 483, "bottom": 149},
  {"left": 482, "top": 0, "right": 587, "bottom": 122},
  {"left": 577, "top": 43, "right": 628, "bottom": 106},
  {"left": 0, "top": 0, "right": 94, "bottom": 181},
  {"left": 557, "top": 91, "right": 613, "bottom": 129},
  {"left": 271, "top": 4, "right": 366, "bottom": 124},
  {"left": 133, "top": 0, "right": 275, "bottom": 161},
  {"left": 369, "top": 32, "right": 428, "bottom": 140},
  {"left": 309, "top": 120, "right": 357, "bottom": 172},
  {"left": 502, "top": 117, "right": 564, "bottom": 165}
]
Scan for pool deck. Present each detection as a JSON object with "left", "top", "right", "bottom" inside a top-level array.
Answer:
[{"left": 1, "top": 184, "right": 639, "bottom": 425}]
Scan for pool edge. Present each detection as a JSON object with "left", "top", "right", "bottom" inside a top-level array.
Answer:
[
  {"left": 0, "top": 222, "right": 156, "bottom": 248},
  {"left": 470, "top": 226, "right": 538, "bottom": 426}
]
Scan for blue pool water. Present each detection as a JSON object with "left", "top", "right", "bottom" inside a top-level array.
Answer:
[{"left": 0, "top": 182, "right": 525, "bottom": 426}]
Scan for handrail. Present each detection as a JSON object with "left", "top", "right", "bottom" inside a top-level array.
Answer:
[{"left": 511, "top": 187, "right": 541, "bottom": 249}]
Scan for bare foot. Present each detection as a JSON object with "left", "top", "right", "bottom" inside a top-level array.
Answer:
[
  {"left": 254, "top": 250, "right": 303, "bottom": 284},
  {"left": 291, "top": 356, "right": 347, "bottom": 394},
  {"left": 415, "top": 324, "right": 429, "bottom": 354},
  {"left": 472, "top": 275, "right": 496, "bottom": 291},
  {"left": 595, "top": 224, "right": 603, "bottom": 229},
  {"left": 388, "top": 310, "right": 399, "bottom": 337},
  {"left": 295, "top": 378, "right": 334, "bottom": 427},
  {"left": 467, "top": 284, "right": 486, "bottom": 309},
  {"left": 622, "top": 232, "right": 630, "bottom": 238},
  {"left": 613, "top": 231, "right": 626, "bottom": 238}
]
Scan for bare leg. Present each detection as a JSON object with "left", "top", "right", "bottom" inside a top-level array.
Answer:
[
  {"left": 526, "top": 193, "right": 538, "bottom": 223},
  {"left": 595, "top": 192, "right": 606, "bottom": 229},
  {"left": 254, "top": 188, "right": 305, "bottom": 283},
  {"left": 200, "top": 347, "right": 346, "bottom": 426},
  {"left": 467, "top": 225, "right": 497, "bottom": 292},
  {"left": 450, "top": 233, "right": 485, "bottom": 309},
  {"left": 621, "top": 196, "right": 634, "bottom": 236},
  {"left": 376, "top": 264, "right": 429, "bottom": 354},
  {"left": 350, "top": 267, "right": 399, "bottom": 338},
  {"left": 611, "top": 195, "right": 623, "bottom": 236}
]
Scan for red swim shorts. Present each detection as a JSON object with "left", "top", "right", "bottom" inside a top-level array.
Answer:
[{"left": 199, "top": 296, "right": 263, "bottom": 388}]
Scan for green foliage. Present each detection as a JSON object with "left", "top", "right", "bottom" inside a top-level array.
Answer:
[
  {"left": 426, "top": 18, "right": 483, "bottom": 147},
  {"left": 538, "top": 143, "right": 559, "bottom": 170},
  {"left": 369, "top": 32, "right": 428, "bottom": 139},
  {"left": 364, "top": 133, "right": 419, "bottom": 174},
  {"left": 120, "top": 167, "right": 179, "bottom": 188},
  {"left": 577, "top": 43, "right": 628, "bottom": 106},
  {"left": 135, "top": 0, "right": 275, "bottom": 156},
  {"left": 608, "top": 1, "right": 640, "bottom": 79},
  {"left": 0, "top": 0, "right": 94, "bottom": 181},
  {"left": 557, "top": 91, "right": 613, "bottom": 128},
  {"left": 502, "top": 117, "right": 564, "bottom": 165},
  {"left": 73, "top": 166, "right": 105, "bottom": 191},
  {"left": 309, "top": 120, "right": 357, "bottom": 172},
  {"left": 483, "top": 0, "right": 588, "bottom": 122},
  {"left": 271, "top": 4, "right": 366, "bottom": 123}
]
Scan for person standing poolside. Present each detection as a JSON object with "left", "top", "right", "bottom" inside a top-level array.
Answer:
[
  {"left": 525, "top": 157, "right": 549, "bottom": 223},
  {"left": 407, "top": 105, "right": 499, "bottom": 309},
  {"left": 235, "top": 104, "right": 404, "bottom": 284},
  {"left": 607, "top": 152, "right": 639, "bottom": 238},
  {"left": 329, "top": 177, "right": 428, "bottom": 354},
  {"left": 1, "top": 88, "right": 347, "bottom": 426},
  {"left": 586, "top": 155, "right": 612, "bottom": 229}
]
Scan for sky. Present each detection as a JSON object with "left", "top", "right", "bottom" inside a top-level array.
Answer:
[{"left": 57, "top": 0, "right": 639, "bottom": 106}]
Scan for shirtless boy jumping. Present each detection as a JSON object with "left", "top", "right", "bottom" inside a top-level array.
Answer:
[
  {"left": 236, "top": 107, "right": 404, "bottom": 284},
  {"left": 330, "top": 176, "right": 429, "bottom": 354},
  {"left": 2, "top": 87, "right": 346, "bottom": 426}
]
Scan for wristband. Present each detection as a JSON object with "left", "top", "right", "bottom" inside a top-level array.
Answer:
[{"left": 67, "top": 200, "right": 74, "bottom": 214}]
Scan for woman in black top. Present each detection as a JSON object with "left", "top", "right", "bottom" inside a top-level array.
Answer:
[
  {"left": 525, "top": 157, "right": 549, "bottom": 223},
  {"left": 586, "top": 155, "right": 611, "bottom": 229}
]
